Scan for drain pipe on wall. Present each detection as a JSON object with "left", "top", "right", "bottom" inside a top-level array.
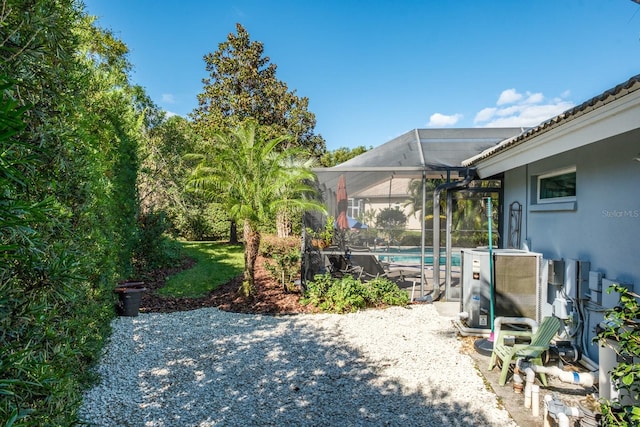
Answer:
[{"left": 432, "top": 168, "right": 476, "bottom": 301}]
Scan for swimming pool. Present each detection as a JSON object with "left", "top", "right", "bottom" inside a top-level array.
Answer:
[{"left": 377, "top": 248, "right": 461, "bottom": 266}]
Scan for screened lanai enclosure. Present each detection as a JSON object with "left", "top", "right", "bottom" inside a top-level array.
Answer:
[{"left": 304, "top": 128, "right": 522, "bottom": 301}]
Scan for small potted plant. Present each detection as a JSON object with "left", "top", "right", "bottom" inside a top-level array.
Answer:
[{"left": 308, "top": 216, "right": 335, "bottom": 249}]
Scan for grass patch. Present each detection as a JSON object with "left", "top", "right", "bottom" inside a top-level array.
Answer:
[{"left": 158, "top": 241, "right": 244, "bottom": 298}]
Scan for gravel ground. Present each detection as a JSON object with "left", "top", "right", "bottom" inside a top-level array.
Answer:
[{"left": 79, "top": 305, "right": 517, "bottom": 426}]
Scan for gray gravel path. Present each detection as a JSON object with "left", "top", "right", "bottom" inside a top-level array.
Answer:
[{"left": 79, "top": 305, "right": 517, "bottom": 426}]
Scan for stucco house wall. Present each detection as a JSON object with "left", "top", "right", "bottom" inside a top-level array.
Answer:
[
  {"left": 503, "top": 128, "right": 640, "bottom": 288},
  {"left": 466, "top": 74, "right": 640, "bottom": 363}
]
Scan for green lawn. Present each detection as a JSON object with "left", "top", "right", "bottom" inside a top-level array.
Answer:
[{"left": 158, "top": 241, "right": 244, "bottom": 298}]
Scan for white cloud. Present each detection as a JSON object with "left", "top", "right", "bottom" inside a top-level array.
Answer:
[
  {"left": 427, "top": 112, "right": 463, "bottom": 127},
  {"left": 495, "top": 105, "right": 521, "bottom": 117},
  {"left": 474, "top": 88, "right": 574, "bottom": 128},
  {"left": 164, "top": 110, "right": 178, "bottom": 118},
  {"left": 474, "top": 107, "right": 497, "bottom": 123},
  {"left": 497, "top": 88, "right": 522, "bottom": 106},
  {"left": 523, "top": 92, "right": 544, "bottom": 104},
  {"left": 161, "top": 93, "right": 175, "bottom": 104}
]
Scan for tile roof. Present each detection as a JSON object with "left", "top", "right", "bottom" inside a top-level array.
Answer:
[{"left": 463, "top": 74, "right": 640, "bottom": 166}]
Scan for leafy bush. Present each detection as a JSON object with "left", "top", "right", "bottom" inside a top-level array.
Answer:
[
  {"left": 375, "top": 207, "right": 407, "bottom": 230},
  {"left": 0, "top": 3, "right": 165, "bottom": 423},
  {"left": 595, "top": 284, "right": 640, "bottom": 426},
  {"left": 375, "top": 207, "right": 407, "bottom": 245},
  {"left": 399, "top": 231, "right": 422, "bottom": 246},
  {"left": 260, "top": 234, "right": 300, "bottom": 256},
  {"left": 302, "top": 273, "right": 409, "bottom": 313},
  {"left": 364, "top": 277, "right": 411, "bottom": 306},
  {"left": 132, "top": 210, "right": 183, "bottom": 274},
  {"left": 261, "top": 235, "right": 301, "bottom": 292},
  {"left": 170, "top": 202, "right": 230, "bottom": 241}
]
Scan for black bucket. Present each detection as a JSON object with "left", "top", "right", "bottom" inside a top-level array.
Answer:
[{"left": 115, "top": 287, "right": 146, "bottom": 317}]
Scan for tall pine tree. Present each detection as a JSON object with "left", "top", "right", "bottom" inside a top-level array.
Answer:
[{"left": 191, "top": 23, "right": 326, "bottom": 158}]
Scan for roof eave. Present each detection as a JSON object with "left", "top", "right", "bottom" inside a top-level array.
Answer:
[{"left": 463, "top": 75, "right": 640, "bottom": 178}]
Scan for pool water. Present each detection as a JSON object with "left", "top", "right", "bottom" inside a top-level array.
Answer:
[{"left": 377, "top": 248, "right": 461, "bottom": 266}]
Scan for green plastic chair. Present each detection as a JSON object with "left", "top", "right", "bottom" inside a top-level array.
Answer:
[{"left": 488, "top": 316, "right": 562, "bottom": 386}]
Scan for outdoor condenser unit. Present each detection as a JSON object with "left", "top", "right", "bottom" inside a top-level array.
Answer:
[{"left": 460, "top": 248, "right": 544, "bottom": 329}]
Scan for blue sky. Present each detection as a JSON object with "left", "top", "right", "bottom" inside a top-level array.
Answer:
[{"left": 84, "top": 1, "right": 640, "bottom": 151}]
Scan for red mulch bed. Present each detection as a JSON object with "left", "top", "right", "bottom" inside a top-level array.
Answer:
[{"left": 137, "top": 255, "right": 316, "bottom": 315}]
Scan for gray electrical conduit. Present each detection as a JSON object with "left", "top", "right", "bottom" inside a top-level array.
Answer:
[{"left": 432, "top": 167, "right": 476, "bottom": 301}]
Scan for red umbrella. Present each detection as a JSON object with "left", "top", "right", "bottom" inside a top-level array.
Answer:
[{"left": 336, "top": 174, "right": 349, "bottom": 230}]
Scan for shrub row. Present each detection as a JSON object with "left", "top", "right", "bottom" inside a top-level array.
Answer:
[
  {"left": 302, "top": 273, "right": 409, "bottom": 313},
  {"left": 0, "top": 3, "right": 177, "bottom": 425}
]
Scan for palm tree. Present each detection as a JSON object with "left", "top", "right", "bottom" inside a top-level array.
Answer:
[
  {"left": 187, "top": 120, "right": 325, "bottom": 297},
  {"left": 402, "top": 177, "right": 444, "bottom": 219},
  {"left": 275, "top": 156, "right": 320, "bottom": 238}
]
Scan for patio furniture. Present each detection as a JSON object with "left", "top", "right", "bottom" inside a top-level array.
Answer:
[
  {"left": 488, "top": 315, "right": 561, "bottom": 386},
  {"left": 347, "top": 247, "right": 409, "bottom": 282},
  {"left": 324, "top": 251, "right": 364, "bottom": 279}
]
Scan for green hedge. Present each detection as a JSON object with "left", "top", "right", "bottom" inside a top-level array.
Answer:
[{"left": 0, "top": 2, "right": 157, "bottom": 424}]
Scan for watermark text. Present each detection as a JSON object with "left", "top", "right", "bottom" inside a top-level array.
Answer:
[{"left": 602, "top": 209, "right": 640, "bottom": 218}]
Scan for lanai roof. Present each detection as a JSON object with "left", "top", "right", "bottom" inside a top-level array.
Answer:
[{"left": 314, "top": 127, "right": 522, "bottom": 211}]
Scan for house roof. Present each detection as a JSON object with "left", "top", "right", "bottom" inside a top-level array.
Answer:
[{"left": 463, "top": 74, "right": 640, "bottom": 168}]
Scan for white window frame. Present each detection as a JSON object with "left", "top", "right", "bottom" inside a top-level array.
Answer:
[
  {"left": 536, "top": 166, "right": 576, "bottom": 204},
  {"left": 347, "top": 198, "right": 359, "bottom": 218}
]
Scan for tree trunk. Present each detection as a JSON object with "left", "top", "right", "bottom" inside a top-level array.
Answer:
[
  {"left": 239, "top": 219, "right": 260, "bottom": 297},
  {"left": 229, "top": 219, "right": 238, "bottom": 244},
  {"left": 276, "top": 209, "right": 291, "bottom": 238}
]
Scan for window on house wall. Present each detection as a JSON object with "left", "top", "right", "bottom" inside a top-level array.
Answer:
[
  {"left": 348, "top": 198, "right": 362, "bottom": 218},
  {"left": 537, "top": 167, "right": 576, "bottom": 203}
]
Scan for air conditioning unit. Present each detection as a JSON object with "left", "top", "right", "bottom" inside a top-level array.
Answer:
[{"left": 460, "top": 248, "right": 544, "bottom": 329}]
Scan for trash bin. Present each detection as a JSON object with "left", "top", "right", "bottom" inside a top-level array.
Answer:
[{"left": 114, "top": 282, "right": 146, "bottom": 316}]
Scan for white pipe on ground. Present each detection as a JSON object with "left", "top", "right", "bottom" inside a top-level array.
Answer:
[
  {"left": 512, "top": 372, "right": 524, "bottom": 394},
  {"left": 557, "top": 412, "right": 570, "bottom": 427},
  {"left": 493, "top": 316, "right": 539, "bottom": 335},
  {"left": 543, "top": 393, "right": 582, "bottom": 427},
  {"left": 543, "top": 394, "right": 553, "bottom": 427},
  {"left": 532, "top": 384, "right": 540, "bottom": 417},
  {"left": 517, "top": 359, "right": 596, "bottom": 388},
  {"left": 579, "top": 354, "right": 598, "bottom": 372},
  {"left": 524, "top": 367, "right": 535, "bottom": 408}
]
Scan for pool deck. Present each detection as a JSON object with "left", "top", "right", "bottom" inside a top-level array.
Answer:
[{"left": 394, "top": 265, "right": 461, "bottom": 303}]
